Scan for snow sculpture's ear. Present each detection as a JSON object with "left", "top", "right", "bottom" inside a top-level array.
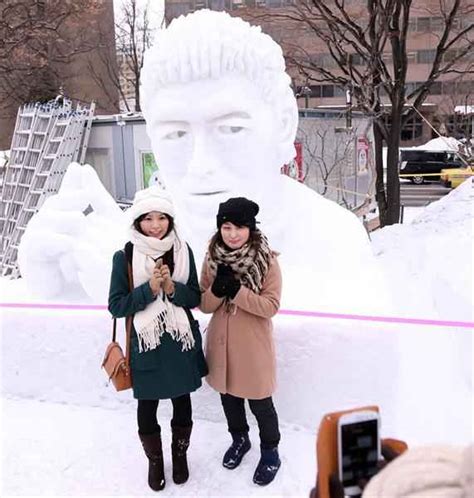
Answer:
[{"left": 275, "top": 101, "right": 299, "bottom": 167}]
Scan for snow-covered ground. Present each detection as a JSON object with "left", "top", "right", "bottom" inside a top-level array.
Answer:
[
  {"left": 1, "top": 180, "right": 472, "bottom": 496},
  {"left": 2, "top": 397, "right": 315, "bottom": 497}
]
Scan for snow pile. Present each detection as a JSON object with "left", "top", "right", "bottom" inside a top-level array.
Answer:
[
  {"left": 416, "top": 136, "right": 463, "bottom": 152},
  {"left": 455, "top": 105, "right": 474, "bottom": 114},
  {"left": 371, "top": 178, "right": 473, "bottom": 322},
  {"left": 17, "top": 163, "right": 127, "bottom": 302}
]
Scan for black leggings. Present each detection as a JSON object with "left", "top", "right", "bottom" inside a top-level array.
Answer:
[
  {"left": 220, "top": 393, "right": 280, "bottom": 449},
  {"left": 137, "top": 394, "right": 192, "bottom": 435}
]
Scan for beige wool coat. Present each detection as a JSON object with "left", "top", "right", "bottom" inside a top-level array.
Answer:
[{"left": 199, "top": 255, "right": 282, "bottom": 400}]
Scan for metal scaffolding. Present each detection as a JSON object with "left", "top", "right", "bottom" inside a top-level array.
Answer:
[{"left": 0, "top": 98, "right": 96, "bottom": 277}]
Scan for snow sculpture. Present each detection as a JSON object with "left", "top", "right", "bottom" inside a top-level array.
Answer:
[
  {"left": 18, "top": 163, "right": 127, "bottom": 302},
  {"left": 141, "top": 9, "right": 389, "bottom": 313}
]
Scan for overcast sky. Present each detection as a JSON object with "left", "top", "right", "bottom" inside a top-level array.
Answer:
[{"left": 113, "top": 0, "right": 165, "bottom": 30}]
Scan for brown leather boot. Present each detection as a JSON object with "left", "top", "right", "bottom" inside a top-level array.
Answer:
[
  {"left": 171, "top": 424, "right": 192, "bottom": 484},
  {"left": 139, "top": 432, "right": 166, "bottom": 491}
]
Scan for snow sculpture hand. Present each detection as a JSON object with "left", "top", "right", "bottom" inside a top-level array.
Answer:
[{"left": 18, "top": 163, "right": 127, "bottom": 302}]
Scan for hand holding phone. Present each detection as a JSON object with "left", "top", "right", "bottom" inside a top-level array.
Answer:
[
  {"left": 337, "top": 410, "right": 381, "bottom": 497},
  {"left": 149, "top": 259, "right": 164, "bottom": 296},
  {"left": 160, "top": 264, "right": 175, "bottom": 296}
]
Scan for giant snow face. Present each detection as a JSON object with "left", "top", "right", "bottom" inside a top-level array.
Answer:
[{"left": 144, "top": 74, "right": 289, "bottom": 248}]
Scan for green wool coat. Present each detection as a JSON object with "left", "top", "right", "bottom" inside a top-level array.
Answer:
[{"left": 108, "top": 245, "right": 208, "bottom": 400}]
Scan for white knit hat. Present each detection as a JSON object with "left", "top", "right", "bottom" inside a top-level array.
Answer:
[{"left": 127, "top": 186, "right": 175, "bottom": 224}]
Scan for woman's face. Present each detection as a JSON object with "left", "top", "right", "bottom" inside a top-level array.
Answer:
[
  {"left": 139, "top": 211, "right": 170, "bottom": 239},
  {"left": 220, "top": 222, "right": 250, "bottom": 250}
]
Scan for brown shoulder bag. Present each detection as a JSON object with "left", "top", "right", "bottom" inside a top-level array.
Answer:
[{"left": 101, "top": 260, "right": 133, "bottom": 391}]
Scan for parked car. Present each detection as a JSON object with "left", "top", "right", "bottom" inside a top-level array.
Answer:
[
  {"left": 399, "top": 149, "right": 463, "bottom": 184},
  {"left": 440, "top": 166, "right": 473, "bottom": 188}
]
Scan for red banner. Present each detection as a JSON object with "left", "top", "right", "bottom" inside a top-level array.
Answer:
[{"left": 281, "top": 142, "right": 304, "bottom": 182}]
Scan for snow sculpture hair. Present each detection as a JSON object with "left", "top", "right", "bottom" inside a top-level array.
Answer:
[{"left": 141, "top": 9, "right": 295, "bottom": 111}]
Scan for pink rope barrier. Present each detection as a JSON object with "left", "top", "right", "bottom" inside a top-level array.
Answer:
[{"left": 1, "top": 302, "right": 472, "bottom": 329}]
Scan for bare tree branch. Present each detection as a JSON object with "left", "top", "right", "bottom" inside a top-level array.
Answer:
[{"left": 247, "top": 0, "right": 471, "bottom": 226}]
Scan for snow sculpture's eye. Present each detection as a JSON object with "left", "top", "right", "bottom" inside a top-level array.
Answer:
[
  {"left": 164, "top": 130, "right": 187, "bottom": 140},
  {"left": 218, "top": 125, "right": 244, "bottom": 135}
]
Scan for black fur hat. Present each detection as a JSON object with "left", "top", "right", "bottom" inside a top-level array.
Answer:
[{"left": 216, "top": 197, "right": 260, "bottom": 231}]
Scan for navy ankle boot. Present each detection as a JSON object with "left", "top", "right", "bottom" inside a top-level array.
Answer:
[
  {"left": 222, "top": 432, "right": 251, "bottom": 469},
  {"left": 253, "top": 446, "right": 281, "bottom": 486}
]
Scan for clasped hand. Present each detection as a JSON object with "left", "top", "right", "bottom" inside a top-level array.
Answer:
[
  {"left": 211, "top": 264, "right": 241, "bottom": 299},
  {"left": 150, "top": 263, "right": 175, "bottom": 296}
]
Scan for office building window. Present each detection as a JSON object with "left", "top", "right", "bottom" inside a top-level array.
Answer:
[
  {"left": 442, "top": 81, "right": 456, "bottom": 94},
  {"left": 411, "top": 16, "right": 447, "bottom": 32},
  {"left": 309, "top": 85, "right": 322, "bottom": 98},
  {"left": 405, "top": 82, "right": 422, "bottom": 95},
  {"left": 167, "top": 2, "right": 192, "bottom": 17},
  {"left": 429, "top": 82, "right": 442, "bottom": 95},
  {"left": 310, "top": 53, "right": 336, "bottom": 68},
  {"left": 350, "top": 53, "right": 364, "bottom": 66},
  {"left": 401, "top": 115, "right": 423, "bottom": 141},
  {"left": 416, "top": 17, "right": 431, "bottom": 32},
  {"left": 430, "top": 17, "right": 444, "bottom": 31},
  {"left": 322, "top": 85, "right": 335, "bottom": 98},
  {"left": 417, "top": 49, "right": 436, "bottom": 64}
]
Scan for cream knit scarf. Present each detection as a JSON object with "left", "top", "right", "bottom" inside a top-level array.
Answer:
[{"left": 129, "top": 228, "right": 195, "bottom": 353}]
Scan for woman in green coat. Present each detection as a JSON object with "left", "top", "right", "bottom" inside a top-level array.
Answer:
[{"left": 108, "top": 186, "right": 207, "bottom": 492}]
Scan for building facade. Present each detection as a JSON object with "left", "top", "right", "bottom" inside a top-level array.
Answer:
[{"left": 0, "top": 0, "right": 120, "bottom": 150}]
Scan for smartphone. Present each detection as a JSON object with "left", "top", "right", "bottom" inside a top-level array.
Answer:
[{"left": 337, "top": 410, "right": 381, "bottom": 497}]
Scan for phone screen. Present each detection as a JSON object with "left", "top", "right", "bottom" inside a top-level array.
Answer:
[{"left": 340, "top": 419, "right": 379, "bottom": 488}]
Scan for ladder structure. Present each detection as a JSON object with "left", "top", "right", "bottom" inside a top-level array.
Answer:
[{"left": 0, "top": 99, "right": 95, "bottom": 277}]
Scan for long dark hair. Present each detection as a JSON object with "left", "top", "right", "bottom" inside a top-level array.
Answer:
[
  {"left": 208, "top": 227, "right": 262, "bottom": 255},
  {"left": 133, "top": 212, "right": 175, "bottom": 238}
]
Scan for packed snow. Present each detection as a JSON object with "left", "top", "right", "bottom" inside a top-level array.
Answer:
[
  {"left": 2, "top": 178, "right": 472, "bottom": 496},
  {"left": 414, "top": 136, "right": 463, "bottom": 152}
]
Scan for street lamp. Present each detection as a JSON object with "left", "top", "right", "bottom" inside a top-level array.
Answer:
[
  {"left": 346, "top": 87, "right": 352, "bottom": 129},
  {"left": 301, "top": 85, "right": 312, "bottom": 109}
]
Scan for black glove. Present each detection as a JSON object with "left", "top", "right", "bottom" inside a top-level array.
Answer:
[
  {"left": 225, "top": 275, "right": 241, "bottom": 299},
  {"left": 211, "top": 265, "right": 241, "bottom": 299}
]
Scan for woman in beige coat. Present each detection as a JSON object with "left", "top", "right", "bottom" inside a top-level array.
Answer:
[{"left": 200, "top": 197, "right": 282, "bottom": 487}]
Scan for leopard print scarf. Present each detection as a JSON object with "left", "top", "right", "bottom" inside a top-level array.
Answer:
[{"left": 207, "top": 230, "right": 272, "bottom": 294}]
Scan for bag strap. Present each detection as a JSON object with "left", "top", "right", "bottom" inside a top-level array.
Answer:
[
  {"left": 111, "top": 251, "right": 134, "bottom": 368},
  {"left": 124, "top": 261, "right": 133, "bottom": 366}
]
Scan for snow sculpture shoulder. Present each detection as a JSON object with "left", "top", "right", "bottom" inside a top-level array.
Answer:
[{"left": 141, "top": 9, "right": 388, "bottom": 313}]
